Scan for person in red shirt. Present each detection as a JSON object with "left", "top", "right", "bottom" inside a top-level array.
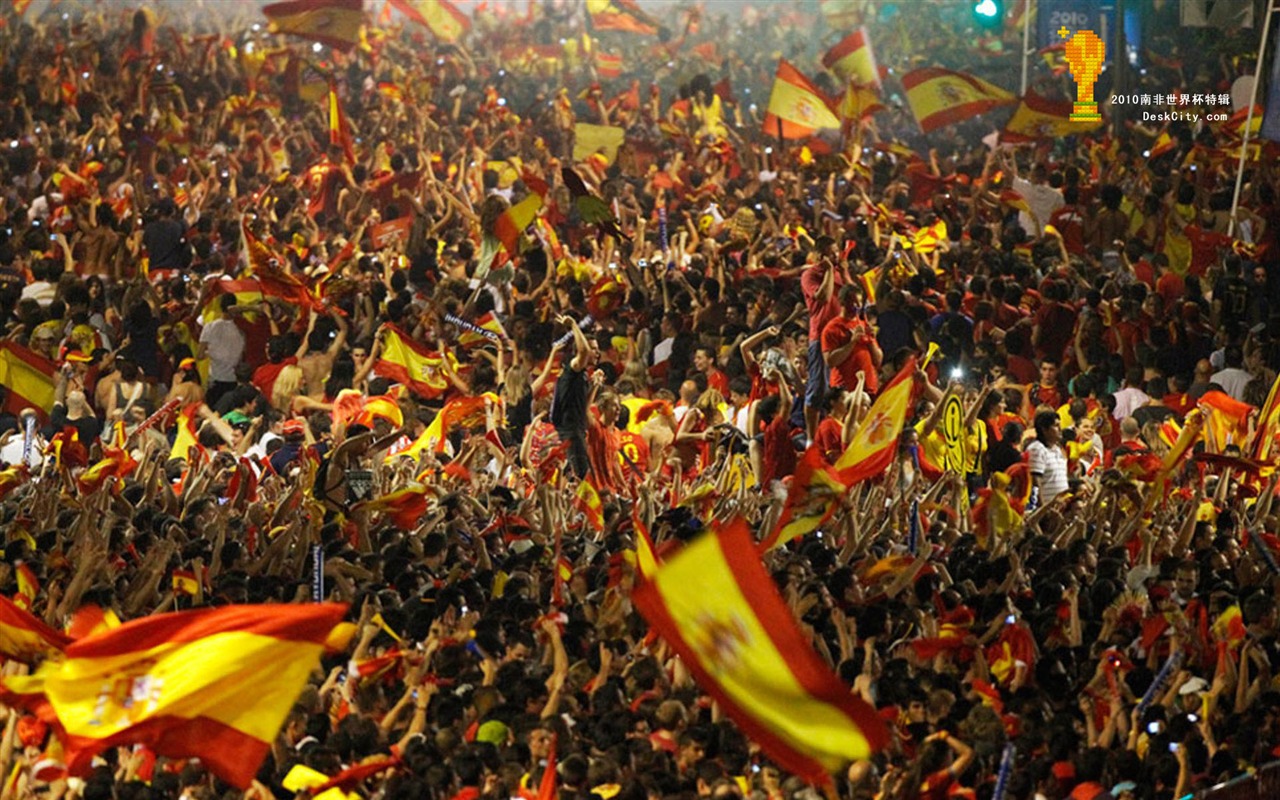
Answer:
[
  {"left": 1028, "top": 359, "right": 1066, "bottom": 411},
  {"left": 821, "top": 285, "right": 883, "bottom": 395},
  {"left": 692, "top": 345, "right": 729, "bottom": 396},
  {"left": 1047, "top": 186, "right": 1086, "bottom": 256},
  {"left": 753, "top": 367, "right": 795, "bottom": 486}
]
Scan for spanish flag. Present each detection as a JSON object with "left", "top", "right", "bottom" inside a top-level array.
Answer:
[
  {"left": 837, "top": 84, "right": 886, "bottom": 122},
  {"left": 0, "top": 604, "right": 353, "bottom": 788},
  {"left": 456, "top": 312, "right": 507, "bottom": 350},
  {"left": 1039, "top": 43, "right": 1069, "bottom": 75},
  {"left": 1001, "top": 91, "right": 1102, "bottom": 142},
  {"left": 14, "top": 563, "right": 38, "bottom": 610},
  {"left": 388, "top": 393, "right": 496, "bottom": 460},
  {"left": 575, "top": 476, "right": 605, "bottom": 532},
  {"left": 632, "top": 519, "right": 887, "bottom": 783},
  {"left": 243, "top": 219, "right": 318, "bottom": 311},
  {"left": 0, "top": 341, "right": 56, "bottom": 423},
  {"left": 1199, "top": 391, "right": 1253, "bottom": 452},
  {"left": 170, "top": 403, "right": 201, "bottom": 463},
  {"left": 759, "top": 448, "right": 847, "bottom": 552},
  {"left": 492, "top": 174, "right": 548, "bottom": 255},
  {"left": 327, "top": 79, "right": 355, "bottom": 164},
  {"left": 835, "top": 357, "right": 918, "bottom": 484},
  {"left": 199, "top": 278, "right": 264, "bottom": 324},
  {"left": 0, "top": 465, "right": 27, "bottom": 503},
  {"left": 764, "top": 60, "right": 841, "bottom": 140},
  {"left": 901, "top": 67, "right": 1015, "bottom": 134},
  {"left": 821, "top": 28, "right": 880, "bottom": 89},
  {"left": 1149, "top": 131, "right": 1177, "bottom": 159},
  {"left": 263, "top": 0, "right": 363, "bottom": 51},
  {"left": 373, "top": 325, "right": 459, "bottom": 400},
  {"left": 77, "top": 447, "right": 138, "bottom": 495},
  {"left": 595, "top": 51, "right": 623, "bottom": 79},
  {"left": 0, "top": 596, "right": 72, "bottom": 664},
  {"left": 1213, "top": 605, "right": 1247, "bottom": 646},
  {"left": 358, "top": 483, "right": 429, "bottom": 530},
  {"left": 572, "top": 123, "right": 627, "bottom": 166},
  {"left": 586, "top": 0, "right": 658, "bottom": 34},
  {"left": 1251, "top": 373, "right": 1280, "bottom": 460},
  {"left": 172, "top": 570, "right": 201, "bottom": 598},
  {"left": 391, "top": 0, "right": 470, "bottom": 42},
  {"left": 631, "top": 508, "right": 659, "bottom": 580}
]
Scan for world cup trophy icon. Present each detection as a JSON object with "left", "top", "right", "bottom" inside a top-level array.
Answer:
[{"left": 1060, "top": 27, "right": 1105, "bottom": 122}]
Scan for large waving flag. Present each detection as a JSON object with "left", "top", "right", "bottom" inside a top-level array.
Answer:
[
  {"left": 390, "top": 0, "right": 470, "bottom": 42},
  {"left": 327, "top": 79, "right": 355, "bottom": 164},
  {"left": 764, "top": 60, "right": 842, "bottom": 140},
  {"left": 492, "top": 174, "right": 548, "bottom": 255},
  {"left": 575, "top": 476, "right": 605, "bottom": 532},
  {"left": 0, "top": 341, "right": 56, "bottom": 423},
  {"left": 822, "top": 28, "right": 880, "bottom": 89},
  {"left": 834, "top": 357, "right": 918, "bottom": 483},
  {"left": 586, "top": 0, "right": 659, "bottom": 34},
  {"left": 0, "top": 596, "right": 73, "bottom": 664},
  {"left": 1001, "top": 91, "right": 1102, "bottom": 142},
  {"left": 1252, "top": 373, "right": 1280, "bottom": 460},
  {"left": 759, "top": 448, "right": 847, "bottom": 552},
  {"left": 386, "top": 393, "right": 496, "bottom": 461},
  {"left": 1199, "top": 391, "right": 1253, "bottom": 452},
  {"left": 374, "top": 326, "right": 459, "bottom": 400},
  {"left": 262, "top": 0, "right": 363, "bottom": 51},
  {"left": 633, "top": 519, "right": 887, "bottom": 783},
  {"left": 901, "top": 67, "right": 1016, "bottom": 133},
  {"left": 358, "top": 484, "right": 428, "bottom": 529},
  {"left": 0, "top": 604, "right": 352, "bottom": 788}
]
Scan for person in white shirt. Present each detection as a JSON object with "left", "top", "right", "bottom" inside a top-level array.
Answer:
[
  {"left": 1009, "top": 162, "right": 1063, "bottom": 237},
  {"left": 199, "top": 294, "right": 246, "bottom": 408},
  {"left": 1210, "top": 345, "right": 1252, "bottom": 402},
  {"left": 1111, "top": 366, "right": 1151, "bottom": 421},
  {"left": 1026, "top": 410, "right": 1069, "bottom": 506}
]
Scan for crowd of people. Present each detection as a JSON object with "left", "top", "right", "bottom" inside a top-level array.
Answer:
[{"left": 1, "top": 1, "right": 1280, "bottom": 799}]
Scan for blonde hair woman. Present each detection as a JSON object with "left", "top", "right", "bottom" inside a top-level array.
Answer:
[{"left": 272, "top": 365, "right": 331, "bottom": 416}]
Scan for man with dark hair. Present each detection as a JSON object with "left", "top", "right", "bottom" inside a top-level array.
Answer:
[{"left": 199, "top": 294, "right": 246, "bottom": 408}]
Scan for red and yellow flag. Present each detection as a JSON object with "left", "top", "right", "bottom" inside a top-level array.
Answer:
[
  {"left": 631, "top": 508, "right": 659, "bottom": 580},
  {"left": 77, "top": 447, "right": 138, "bottom": 495},
  {"left": 327, "top": 79, "right": 355, "bottom": 164},
  {"left": 263, "top": 0, "right": 363, "bottom": 51},
  {"left": 170, "top": 403, "right": 201, "bottom": 463},
  {"left": 835, "top": 357, "right": 918, "bottom": 483},
  {"left": 199, "top": 278, "right": 265, "bottom": 324},
  {"left": 0, "top": 341, "right": 56, "bottom": 423},
  {"left": 1001, "top": 91, "right": 1102, "bottom": 142},
  {"left": 821, "top": 28, "right": 880, "bottom": 89},
  {"left": 391, "top": 0, "right": 470, "bottom": 42},
  {"left": 837, "top": 84, "right": 886, "bottom": 122},
  {"left": 0, "top": 604, "right": 352, "bottom": 788},
  {"left": 456, "top": 312, "right": 507, "bottom": 349},
  {"left": 595, "top": 51, "right": 622, "bottom": 79},
  {"left": 492, "top": 174, "right": 548, "bottom": 255},
  {"left": 575, "top": 476, "right": 605, "bottom": 532},
  {"left": 14, "top": 563, "right": 38, "bottom": 610},
  {"left": 1252, "top": 373, "right": 1280, "bottom": 460},
  {"left": 172, "top": 570, "right": 201, "bottom": 598},
  {"left": 1149, "top": 131, "right": 1176, "bottom": 159},
  {"left": 901, "top": 67, "right": 1015, "bottom": 133},
  {"left": 1039, "top": 43, "right": 1069, "bottom": 75},
  {"left": 759, "top": 448, "right": 847, "bottom": 553},
  {"left": 633, "top": 519, "right": 887, "bottom": 783},
  {"left": 373, "top": 326, "right": 459, "bottom": 400},
  {"left": 359, "top": 483, "right": 429, "bottom": 530},
  {"left": 0, "top": 596, "right": 72, "bottom": 664},
  {"left": 586, "top": 0, "right": 658, "bottom": 34},
  {"left": 1199, "top": 391, "right": 1253, "bottom": 452},
  {"left": 764, "top": 60, "right": 841, "bottom": 140}
]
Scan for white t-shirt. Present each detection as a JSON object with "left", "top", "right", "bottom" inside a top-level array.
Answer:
[
  {"left": 1026, "top": 440, "right": 1069, "bottom": 504},
  {"left": 199, "top": 318, "right": 246, "bottom": 383},
  {"left": 1012, "top": 177, "right": 1064, "bottom": 237}
]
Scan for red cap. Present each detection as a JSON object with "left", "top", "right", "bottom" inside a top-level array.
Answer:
[{"left": 282, "top": 419, "right": 306, "bottom": 435}]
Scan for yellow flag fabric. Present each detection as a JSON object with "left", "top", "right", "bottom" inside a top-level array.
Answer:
[
  {"left": 0, "top": 604, "right": 352, "bottom": 789},
  {"left": 764, "top": 59, "right": 841, "bottom": 139},
  {"left": 0, "top": 341, "right": 56, "bottom": 421},
  {"left": 262, "top": 0, "right": 363, "bottom": 51},
  {"left": 390, "top": 0, "right": 471, "bottom": 42},
  {"left": 835, "top": 357, "right": 917, "bottom": 482},
  {"left": 822, "top": 28, "right": 880, "bottom": 88},
  {"left": 901, "top": 67, "right": 1015, "bottom": 133},
  {"left": 1001, "top": 91, "right": 1102, "bottom": 142},
  {"left": 374, "top": 326, "right": 459, "bottom": 400},
  {"left": 573, "top": 123, "right": 626, "bottom": 165},
  {"left": 632, "top": 519, "right": 886, "bottom": 783}
]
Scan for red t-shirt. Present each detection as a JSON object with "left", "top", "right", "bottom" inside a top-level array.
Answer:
[
  {"left": 801, "top": 264, "right": 843, "bottom": 341},
  {"left": 706, "top": 368, "right": 730, "bottom": 397},
  {"left": 815, "top": 417, "right": 844, "bottom": 464},
  {"left": 760, "top": 413, "right": 797, "bottom": 485},
  {"left": 820, "top": 317, "right": 879, "bottom": 393}
]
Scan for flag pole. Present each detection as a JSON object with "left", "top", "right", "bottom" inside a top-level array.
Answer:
[
  {"left": 1229, "top": 0, "right": 1277, "bottom": 237},
  {"left": 1019, "top": 0, "right": 1032, "bottom": 94}
]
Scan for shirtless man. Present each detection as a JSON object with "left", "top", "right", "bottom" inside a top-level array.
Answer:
[{"left": 299, "top": 309, "right": 349, "bottom": 398}]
